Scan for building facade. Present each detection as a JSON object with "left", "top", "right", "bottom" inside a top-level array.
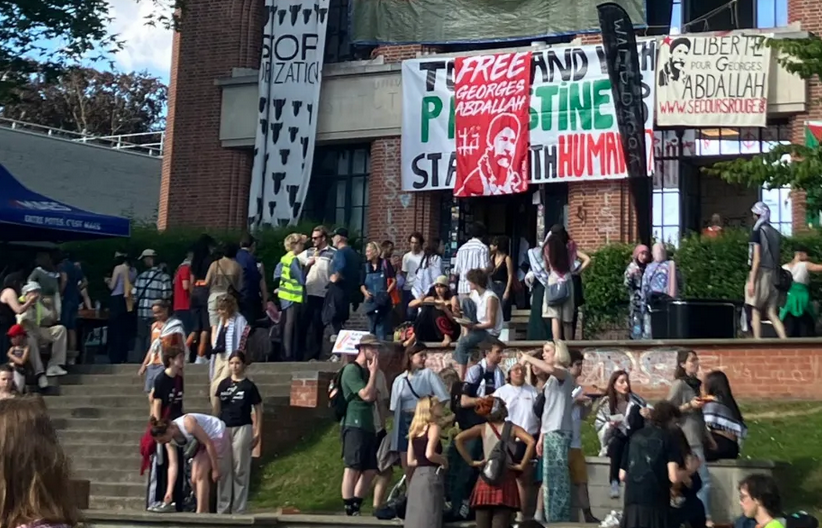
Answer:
[{"left": 159, "top": 0, "right": 818, "bottom": 254}]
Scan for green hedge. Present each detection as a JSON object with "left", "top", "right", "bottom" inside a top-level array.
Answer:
[{"left": 580, "top": 228, "right": 822, "bottom": 336}]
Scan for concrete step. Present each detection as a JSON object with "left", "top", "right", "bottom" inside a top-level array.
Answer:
[
  {"left": 71, "top": 455, "right": 144, "bottom": 471},
  {"left": 89, "top": 495, "right": 146, "bottom": 511},
  {"left": 61, "top": 442, "right": 143, "bottom": 459},
  {"left": 48, "top": 404, "right": 211, "bottom": 420},
  {"left": 59, "top": 429, "right": 141, "bottom": 444},
  {"left": 54, "top": 417, "right": 159, "bottom": 433},
  {"left": 45, "top": 393, "right": 290, "bottom": 411},
  {"left": 59, "top": 371, "right": 295, "bottom": 386},
  {"left": 91, "top": 481, "right": 145, "bottom": 499},
  {"left": 55, "top": 382, "right": 291, "bottom": 397},
  {"left": 73, "top": 468, "right": 146, "bottom": 484}
]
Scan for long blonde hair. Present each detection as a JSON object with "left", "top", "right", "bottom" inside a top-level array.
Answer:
[
  {"left": 0, "top": 397, "right": 80, "bottom": 528},
  {"left": 408, "top": 396, "right": 440, "bottom": 438}
]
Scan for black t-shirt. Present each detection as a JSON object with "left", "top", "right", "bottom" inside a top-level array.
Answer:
[
  {"left": 153, "top": 371, "right": 184, "bottom": 420},
  {"left": 621, "top": 425, "right": 683, "bottom": 508},
  {"left": 217, "top": 377, "right": 262, "bottom": 427}
]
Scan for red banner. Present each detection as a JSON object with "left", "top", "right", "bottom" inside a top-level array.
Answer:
[{"left": 453, "top": 51, "right": 532, "bottom": 198}]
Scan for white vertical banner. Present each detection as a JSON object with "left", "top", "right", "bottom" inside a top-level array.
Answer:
[{"left": 249, "top": 0, "right": 330, "bottom": 227}]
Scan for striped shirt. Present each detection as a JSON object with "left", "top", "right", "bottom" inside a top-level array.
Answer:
[{"left": 453, "top": 238, "right": 490, "bottom": 295}]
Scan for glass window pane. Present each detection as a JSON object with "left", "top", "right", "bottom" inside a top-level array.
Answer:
[
  {"left": 335, "top": 180, "right": 346, "bottom": 208},
  {"left": 663, "top": 190, "right": 680, "bottom": 227},
  {"left": 337, "top": 151, "right": 350, "bottom": 175},
  {"left": 779, "top": 190, "right": 792, "bottom": 225},
  {"left": 653, "top": 192, "right": 663, "bottom": 226},
  {"left": 350, "top": 207, "right": 364, "bottom": 235},
  {"left": 365, "top": 150, "right": 372, "bottom": 174},
  {"left": 352, "top": 177, "right": 365, "bottom": 207},
  {"left": 364, "top": 178, "right": 370, "bottom": 206},
  {"left": 353, "top": 149, "right": 367, "bottom": 175},
  {"left": 758, "top": 0, "right": 775, "bottom": 27},
  {"left": 670, "top": 2, "right": 682, "bottom": 32},
  {"left": 336, "top": 207, "right": 346, "bottom": 225},
  {"left": 663, "top": 227, "right": 681, "bottom": 247}
]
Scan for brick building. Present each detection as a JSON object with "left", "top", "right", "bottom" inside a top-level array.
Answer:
[{"left": 158, "top": 0, "right": 818, "bottom": 258}]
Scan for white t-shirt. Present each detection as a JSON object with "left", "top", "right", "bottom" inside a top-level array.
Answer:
[
  {"left": 175, "top": 413, "right": 226, "bottom": 441},
  {"left": 495, "top": 383, "right": 540, "bottom": 435},
  {"left": 471, "top": 288, "right": 503, "bottom": 336},
  {"left": 402, "top": 251, "right": 424, "bottom": 291},
  {"left": 540, "top": 375, "right": 574, "bottom": 434}
]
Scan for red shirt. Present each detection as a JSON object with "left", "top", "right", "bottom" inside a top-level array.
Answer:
[{"left": 173, "top": 263, "right": 191, "bottom": 311}]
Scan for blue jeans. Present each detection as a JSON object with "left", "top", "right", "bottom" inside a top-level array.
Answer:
[
  {"left": 368, "top": 311, "right": 391, "bottom": 341},
  {"left": 692, "top": 445, "right": 712, "bottom": 519},
  {"left": 453, "top": 297, "right": 488, "bottom": 365}
]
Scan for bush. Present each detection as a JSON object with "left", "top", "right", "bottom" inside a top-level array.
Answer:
[{"left": 581, "top": 228, "right": 822, "bottom": 337}]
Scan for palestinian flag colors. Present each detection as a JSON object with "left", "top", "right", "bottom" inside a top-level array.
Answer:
[{"left": 807, "top": 121, "right": 822, "bottom": 148}]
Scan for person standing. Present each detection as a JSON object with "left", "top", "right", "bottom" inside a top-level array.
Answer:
[
  {"left": 298, "top": 226, "right": 336, "bottom": 361},
  {"left": 28, "top": 252, "right": 61, "bottom": 316},
  {"left": 105, "top": 253, "right": 137, "bottom": 364},
  {"left": 361, "top": 242, "right": 396, "bottom": 341},
  {"left": 210, "top": 295, "right": 248, "bottom": 415},
  {"left": 702, "top": 213, "right": 724, "bottom": 238},
  {"left": 173, "top": 248, "right": 194, "bottom": 335},
  {"left": 452, "top": 223, "right": 490, "bottom": 299},
  {"left": 215, "top": 351, "right": 262, "bottom": 513},
  {"left": 404, "top": 396, "right": 449, "bottom": 528},
  {"left": 747, "top": 201, "right": 787, "bottom": 339},
  {"left": 236, "top": 234, "right": 266, "bottom": 324},
  {"left": 205, "top": 244, "right": 244, "bottom": 330},
  {"left": 327, "top": 228, "right": 361, "bottom": 334},
  {"left": 134, "top": 249, "right": 173, "bottom": 361},
  {"left": 273, "top": 233, "right": 307, "bottom": 361},
  {"left": 401, "top": 232, "right": 425, "bottom": 321},
  {"left": 568, "top": 350, "right": 599, "bottom": 523},
  {"left": 188, "top": 235, "right": 217, "bottom": 362},
  {"left": 488, "top": 236, "right": 516, "bottom": 322},
  {"left": 58, "top": 252, "right": 84, "bottom": 353},
  {"left": 779, "top": 244, "right": 822, "bottom": 337},
  {"left": 339, "top": 334, "right": 381, "bottom": 516},
  {"left": 625, "top": 245, "right": 651, "bottom": 339}
]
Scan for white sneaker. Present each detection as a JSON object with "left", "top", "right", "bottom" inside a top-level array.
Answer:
[
  {"left": 609, "top": 480, "right": 620, "bottom": 499},
  {"left": 38, "top": 375, "right": 49, "bottom": 389},
  {"left": 46, "top": 365, "right": 68, "bottom": 377}
]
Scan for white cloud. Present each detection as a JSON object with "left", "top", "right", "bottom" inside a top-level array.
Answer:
[{"left": 107, "top": 0, "right": 173, "bottom": 79}]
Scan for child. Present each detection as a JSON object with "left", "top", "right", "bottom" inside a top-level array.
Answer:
[
  {"left": 569, "top": 350, "right": 599, "bottom": 523},
  {"left": 6, "top": 324, "right": 30, "bottom": 393}
]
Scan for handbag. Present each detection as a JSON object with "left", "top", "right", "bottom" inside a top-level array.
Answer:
[{"left": 545, "top": 275, "right": 571, "bottom": 306}]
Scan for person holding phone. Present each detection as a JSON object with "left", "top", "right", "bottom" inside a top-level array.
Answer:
[
  {"left": 594, "top": 370, "right": 649, "bottom": 499},
  {"left": 667, "top": 350, "right": 716, "bottom": 525}
]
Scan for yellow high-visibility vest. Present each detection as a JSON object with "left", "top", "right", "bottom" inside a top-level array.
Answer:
[{"left": 278, "top": 252, "right": 304, "bottom": 303}]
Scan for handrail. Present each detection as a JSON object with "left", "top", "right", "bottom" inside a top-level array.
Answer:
[{"left": 0, "top": 117, "right": 165, "bottom": 157}]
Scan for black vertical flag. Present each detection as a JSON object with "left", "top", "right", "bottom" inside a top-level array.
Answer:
[{"left": 598, "top": 2, "right": 651, "bottom": 246}]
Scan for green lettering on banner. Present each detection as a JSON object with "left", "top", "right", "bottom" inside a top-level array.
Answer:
[
  {"left": 592, "top": 79, "right": 614, "bottom": 130},
  {"left": 535, "top": 85, "right": 559, "bottom": 131},
  {"left": 569, "top": 81, "right": 592, "bottom": 130},
  {"left": 421, "top": 96, "right": 443, "bottom": 143},
  {"left": 448, "top": 96, "right": 455, "bottom": 140}
]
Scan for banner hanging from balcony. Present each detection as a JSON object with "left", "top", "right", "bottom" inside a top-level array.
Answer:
[
  {"left": 350, "top": 0, "right": 646, "bottom": 45},
  {"left": 453, "top": 52, "right": 532, "bottom": 197},
  {"left": 401, "top": 42, "right": 656, "bottom": 192},
  {"left": 656, "top": 34, "right": 771, "bottom": 128},
  {"left": 248, "top": 0, "right": 330, "bottom": 227},
  {"left": 807, "top": 121, "right": 822, "bottom": 148}
]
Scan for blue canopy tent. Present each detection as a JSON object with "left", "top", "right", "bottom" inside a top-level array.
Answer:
[{"left": 0, "top": 164, "right": 130, "bottom": 241}]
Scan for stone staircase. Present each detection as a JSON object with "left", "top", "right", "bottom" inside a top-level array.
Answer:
[{"left": 44, "top": 362, "right": 340, "bottom": 511}]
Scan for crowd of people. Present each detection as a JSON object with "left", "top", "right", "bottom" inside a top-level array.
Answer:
[{"left": 330, "top": 329, "right": 771, "bottom": 528}]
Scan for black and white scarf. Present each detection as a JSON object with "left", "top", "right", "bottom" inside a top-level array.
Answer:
[{"left": 704, "top": 400, "right": 747, "bottom": 442}]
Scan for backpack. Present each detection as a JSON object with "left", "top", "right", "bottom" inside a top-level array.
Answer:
[
  {"left": 786, "top": 512, "right": 819, "bottom": 528},
  {"left": 480, "top": 421, "right": 513, "bottom": 486},
  {"left": 328, "top": 363, "right": 359, "bottom": 421}
]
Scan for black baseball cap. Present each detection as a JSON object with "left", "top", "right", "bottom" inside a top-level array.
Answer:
[{"left": 332, "top": 227, "right": 349, "bottom": 238}]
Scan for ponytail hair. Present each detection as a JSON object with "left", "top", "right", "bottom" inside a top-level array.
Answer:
[{"left": 149, "top": 416, "right": 172, "bottom": 438}]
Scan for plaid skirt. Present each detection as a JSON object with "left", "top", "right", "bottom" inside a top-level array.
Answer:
[{"left": 470, "top": 471, "right": 520, "bottom": 510}]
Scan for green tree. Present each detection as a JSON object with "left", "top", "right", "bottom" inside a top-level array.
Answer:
[
  {"left": 705, "top": 36, "right": 822, "bottom": 214},
  {"left": 1, "top": 65, "right": 167, "bottom": 136},
  {"left": 0, "top": 0, "right": 180, "bottom": 104}
]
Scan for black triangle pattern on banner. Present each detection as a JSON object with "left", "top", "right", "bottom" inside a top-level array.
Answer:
[
  {"left": 257, "top": 197, "right": 263, "bottom": 215},
  {"left": 314, "top": 3, "right": 320, "bottom": 17},
  {"left": 302, "top": 8, "right": 312, "bottom": 23},
  {"left": 268, "top": 201, "right": 276, "bottom": 217},
  {"left": 259, "top": 118, "right": 267, "bottom": 135},
  {"left": 273, "top": 99, "right": 286, "bottom": 121},
  {"left": 272, "top": 172, "right": 286, "bottom": 194},
  {"left": 254, "top": 147, "right": 258, "bottom": 157},
  {"left": 277, "top": 9, "right": 287, "bottom": 24},
  {"left": 289, "top": 126, "right": 299, "bottom": 142},
  {"left": 264, "top": 152, "right": 269, "bottom": 166},
  {"left": 286, "top": 185, "right": 299, "bottom": 207},
  {"left": 307, "top": 103, "right": 313, "bottom": 124},
  {"left": 258, "top": 97, "right": 267, "bottom": 113},
  {"left": 271, "top": 122, "right": 283, "bottom": 143},
  {"left": 289, "top": 4, "right": 300, "bottom": 25},
  {"left": 301, "top": 137, "right": 309, "bottom": 159},
  {"left": 319, "top": 7, "right": 327, "bottom": 23},
  {"left": 292, "top": 201, "right": 301, "bottom": 218},
  {"left": 292, "top": 100, "right": 302, "bottom": 117},
  {"left": 279, "top": 149, "right": 290, "bottom": 164}
]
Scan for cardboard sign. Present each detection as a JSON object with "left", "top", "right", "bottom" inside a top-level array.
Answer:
[{"left": 332, "top": 330, "right": 370, "bottom": 355}]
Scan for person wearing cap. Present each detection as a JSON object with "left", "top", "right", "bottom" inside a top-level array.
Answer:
[
  {"left": 6, "top": 323, "right": 30, "bottom": 392},
  {"left": 273, "top": 233, "right": 307, "bottom": 361},
  {"left": 17, "top": 281, "right": 68, "bottom": 381},
  {"left": 328, "top": 227, "right": 361, "bottom": 334},
  {"left": 134, "top": 249, "right": 173, "bottom": 361},
  {"left": 28, "top": 251, "right": 62, "bottom": 318},
  {"left": 408, "top": 275, "right": 459, "bottom": 346},
  {"left": 338, "top": 333, "right": 381, "bottom": 516}
]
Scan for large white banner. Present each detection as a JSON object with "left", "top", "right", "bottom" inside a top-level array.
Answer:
[
  {"left": 401, "top": 41, "right": 657, "bottom": 192},
  {"left": 249, "top": 0, "right": 330, "bottom": 227},
  {"left": 656, "top": 34, "right": 771, "bottom": 128}
]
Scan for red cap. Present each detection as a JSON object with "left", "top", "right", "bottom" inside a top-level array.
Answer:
[{"left": 7, "top": 324, "right": 26, "bottom": 338}]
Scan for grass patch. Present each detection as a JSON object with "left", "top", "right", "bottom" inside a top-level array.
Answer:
[{"left": 250, "top": 401, "right": 822, "bottom": 514}]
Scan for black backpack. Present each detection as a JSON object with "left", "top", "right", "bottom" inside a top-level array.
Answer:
[
  {"left": 328, "top": 363, "right": 359, "bottom": 421},
  {"left": 479, "top": 421, "right": 513, "bottom": 486}
]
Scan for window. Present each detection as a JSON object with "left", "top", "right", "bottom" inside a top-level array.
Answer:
[
  {"left": 304, "top": 146, "right": 371, "bottom": 236},
  {"left": 761, "top": 187, "right": 792, "bottom": 235},
  {"left": 671, "top": 0, "right": 683, "bottom": 33},
  {"left": 653, "top": 131, "right": 682, "bottom": 246},
  {"left": 757, "top": 0, "right": 788, "bottom": 28},
  {"left": 325, "top": 0, "right": 374, "bottom": 63}
]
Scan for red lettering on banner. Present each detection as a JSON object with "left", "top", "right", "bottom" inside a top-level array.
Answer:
[
  {"left": 453, "top": 52, "right": 532, "bottom": 197},
  {"left": 557, "top": 132, "right": 635, "bottom": 178}
]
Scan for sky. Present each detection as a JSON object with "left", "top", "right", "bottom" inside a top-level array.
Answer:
[{"left": 102, "top": 0, "right": 173, "bottom": 82}]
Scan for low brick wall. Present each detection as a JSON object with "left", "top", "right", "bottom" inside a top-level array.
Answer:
[{"left": 418, "top": 338, "right": 822, "bottom": 401}]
